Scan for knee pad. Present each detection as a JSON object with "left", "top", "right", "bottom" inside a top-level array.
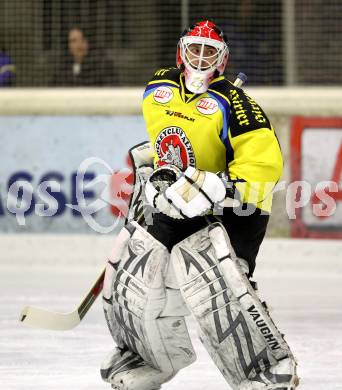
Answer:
[
  {"left": 102, "top": 221, "right": 196, "bottom": 379},
  {"left": 171, "top": 222, "right": 298, "bottom": 390}
]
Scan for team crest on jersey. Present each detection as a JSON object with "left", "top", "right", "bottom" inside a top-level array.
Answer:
[
  {"left": 155, "top": 127, "right": 195, "bottom": 170},
  {"left": 153, "top": 86, "right": 173, "bottom": 104},
  {"left": 196, "top": 97, "right": 219, "bottom": 115}
]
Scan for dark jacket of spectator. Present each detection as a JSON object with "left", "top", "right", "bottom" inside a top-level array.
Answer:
[
  {"left": 0, "top": 50, "right": 16, "bottom": 87},
  {"left": 51, "top": 27, "right": 117, "bottom": 87},
  {"left": 52, "top": 54, "right": 117, "bottom": 86}
]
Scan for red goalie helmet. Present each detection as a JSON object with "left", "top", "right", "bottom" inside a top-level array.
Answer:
[{"left": 176, "top": 20, "right": 229, "bottom": 93}]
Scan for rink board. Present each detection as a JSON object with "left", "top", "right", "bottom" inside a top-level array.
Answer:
[
  {"left": 0, "top": 115, "right": 146, "bottom": 233},
  {"left": 291, "top": 117, "right": 342, "bottom": 238}
]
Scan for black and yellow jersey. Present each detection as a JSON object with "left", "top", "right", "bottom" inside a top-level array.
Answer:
[{"left": 142, "top": 67, "right": 283, "bottom": 212}]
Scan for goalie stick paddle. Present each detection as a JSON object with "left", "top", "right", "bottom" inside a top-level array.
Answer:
[
  {"left": 19, "top": 268, "right": 105, "bottom": 331},
  {"left": 19, "top": 210, "right": 145, "bottom": 331},
  {"left": 19, "top": 73, "right": 247, "bottom": 332}
]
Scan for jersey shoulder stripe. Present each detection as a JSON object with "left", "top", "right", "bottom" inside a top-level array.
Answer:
[
  {"left": 148, "top": 67, "right": 181, "bottom": 85},
  {"left": 143, "top": 68, "right": 181, "bottom": 99}
]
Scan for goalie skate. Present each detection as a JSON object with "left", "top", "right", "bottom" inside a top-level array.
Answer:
[
  {"left": 101, "top": 347, "right": 173, "bottom": 390},
  {"left": 238, "top": 356, "right": 299, "bottom": 389}
]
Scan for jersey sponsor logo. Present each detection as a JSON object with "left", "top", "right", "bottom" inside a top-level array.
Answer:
[
  {"left": 153, "top": 86, "right": 173, "bottom": 104},
  {"left": 230, "top": 89, "right": 250, "bottom": 126},
  {"left": 155, "top": 127, "right": 195, "bottom": 170},
  {"left": 246, "top": 94, "right": 267, "bottom": 124},
  {"left": 165, "top": 109, "right": 195, "bottom": 122},
  {"left": 230, "top": 89, "right": 267, "bottom": 126},
  {"left": 196, "top": 97, "right": 219, "bottom": 115},
  {"left": 228, "top": 88, "right": 271, "bottom": 137}
]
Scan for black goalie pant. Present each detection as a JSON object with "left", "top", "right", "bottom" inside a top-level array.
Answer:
[{"left": 147, "top": 206, "right": 269, "bottom": 277}]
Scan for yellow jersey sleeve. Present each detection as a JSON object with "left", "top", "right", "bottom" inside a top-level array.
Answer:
[{"left": 209, "top": 80, "right": 283, "bottom": 211}]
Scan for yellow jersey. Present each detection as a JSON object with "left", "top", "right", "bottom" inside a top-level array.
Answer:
[{"left": 142, "top": 67, "right": 283, "bottom": 212}]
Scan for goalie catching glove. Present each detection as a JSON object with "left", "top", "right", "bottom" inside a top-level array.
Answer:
[{"left": 145, "top": 165, "right": 226, "bottom": 219}]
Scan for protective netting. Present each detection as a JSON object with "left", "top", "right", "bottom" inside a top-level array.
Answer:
[{"left": 0, "top": 0, "right": 341, "bottom": 87}]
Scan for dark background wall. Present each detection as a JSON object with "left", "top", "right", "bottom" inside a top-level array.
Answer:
[{"left": 0, "top": 0, "right": 341, "bottom": 86}]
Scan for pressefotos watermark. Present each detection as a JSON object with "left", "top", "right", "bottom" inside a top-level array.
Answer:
[{"left": 3, "top": 156, "right": 341, "bottom": 233}]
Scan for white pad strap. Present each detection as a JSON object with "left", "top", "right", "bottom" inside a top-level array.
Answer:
[{"left": 171, "top": 223, "right": 298, "bottom": 389}]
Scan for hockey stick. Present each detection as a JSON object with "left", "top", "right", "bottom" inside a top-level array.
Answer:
[
  {"left": 20, "top": 211, "right": 146, "bottom": 331},
  {"left": 233, "top": 72, "right": 247, "bottom": 88},
  {"left": 19, "top": 73, "right": 247, "bottom": 332},
  {"left": 19, "top": 267, "right": 105, "bottom": 331}
]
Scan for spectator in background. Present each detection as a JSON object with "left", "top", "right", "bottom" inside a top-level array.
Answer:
[
  {"left": 221, "top": 0, "right": 283, "bottom": 85},
  {"left": 52, "top": 27, "right": 117, "bottom": 86},
  {"left": 0, "top": 47, "right": 16, "bottom": 87}
]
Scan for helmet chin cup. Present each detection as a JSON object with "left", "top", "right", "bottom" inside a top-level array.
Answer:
[{"left": 184, "top": 66, "right": 215, "bottom": 94}]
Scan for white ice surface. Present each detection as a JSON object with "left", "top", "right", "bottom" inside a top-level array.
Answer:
[{"left": 0, "top": 235, "right": 341, "bottom": 390}]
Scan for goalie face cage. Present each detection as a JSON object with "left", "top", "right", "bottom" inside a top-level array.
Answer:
[{"left": 178, "top": 36, "right": 228, "bottom": 75}]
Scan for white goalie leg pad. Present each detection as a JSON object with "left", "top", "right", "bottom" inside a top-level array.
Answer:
[
  {"left": 103, "top": 226, "right": 132, "bottom": 347},
  {"left": 102, "top": 221, "right": 196, "bottom": 388},
  {"left": 171, "top": 222, "right": 298, "bottom": 390}
]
